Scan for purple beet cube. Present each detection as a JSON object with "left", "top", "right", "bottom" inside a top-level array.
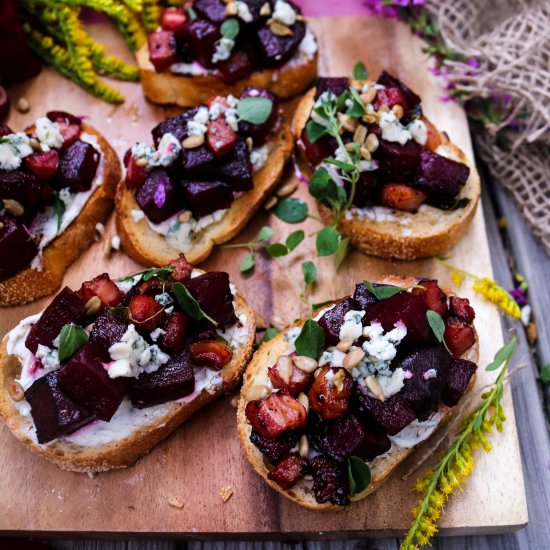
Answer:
[
  {"left": 345, "top": 171, "right": 378, "bottom": 207},
  {"left": 353, "top": 282, "right": 379, "bottom": 310},
  {"left": 0, "top": 214, "right": 38, "bottom": 282},
  {"left": 46, "top": 111, "right": 82, "bottom": 126},
  {"left": 376, "top": 138, "right": 422, "bottom": 182},
  {"left": 184, "top": 271, "right": 237, "bottom": 327},
  {"left": 182, "top": 18, "right": 221, "bottom": 68},
  {"left": 178, "top": 144, "right": 217, "bottom": 176},
  {"left": 181, "top": 180, "right": 233, "bottom": 217},
  {"left": 413, "top": 149, "right": 470, "bottom": 201},
  {"left": 218, "top": 50, "right": 254, "bottom": 85},
  {"left": 57, "top": 140, "right": 100, "bottom": 192},
  {"left": 317, "top": 297, "right": 361, "bottom": 346},
  {"left": 397, "top": 345, "right": 452, "bottom": 419},
  {"left": 310, "top": 455, "right": 350, "bottom": 507},
  {"left": 25, "top": 371, "right": 94, "bottom": 444},
  {"left": 148, "top": 30, "right": 178, "bottom": 72},
  {"left": 136, "top": 168, "right": 182, "bottom": 224},
  {"left": 129, "top": 350, "right": 195, "bottom": 408},
  {"left": 377, "top": 71, "right": 421, "bottom": 111},
  {"left": 58, "top": 342, "right": 128, "bottom": 421},
  {"left": 25, "top": 287, "right": 85, "bottom": 354},
  {"left": 314, "top": 78, "right": 350, "bottom": 100},
  {"left": 442, "top": 359, "right": 477, "bottom": 407},
  {"left": 238, "top": 87, "right": 278, "bottom": 146},
  {"left": 152, "top": 109, "right": 198, "bottom": 145},
  {"left": 89, "top": 311, "right": 129, "bottom": 361},
  {"left": 0, "top": 168, "right": 52, "bottom": 209},
  {"left": 249, "top": 429, "right": 300, "bottom": 464},
  {"left": 256, "top": 21, "right": 306, "bottom": 66},
  {"left": 194, "top": 0, "right": 227, "bottom": 24},
  {"left": 219, "top": 139, "right": 253, "bottom": 191}
]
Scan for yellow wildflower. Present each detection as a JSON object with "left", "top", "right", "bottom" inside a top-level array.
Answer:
[
  {"left": 472, "top": 277, "right": 521, "bottom": 318},
  {"left": 451, "top": 269, "right": 465, "bottom": 287}
]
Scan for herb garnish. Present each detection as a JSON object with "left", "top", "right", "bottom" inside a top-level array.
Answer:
[
  {"left": 348, "top": 455, "right": 371, "bottom": 497},
  {"left": 301, "top": 261, "right": 317, "bottom": 285},
  {"left": 426, "top": 310, "right": 452, "bottom": 354},
  {"left": 294, "top": 319, "right": 325, "bottom": 360},
  {"left": 237, "top": 97, "right": 273, "bottom": 124},
  {"left": 260, "top": 327, "right": 280, "bottom": 344},
  {"left": 58, "top": 324, "right": 89, "bottom": 362},
  {"left": 274, "top": 197, "right": 309, "bottom": 223},
  {"left": 353, "top": 61, "right": 368, "bottom": 81},
  {"left": 118, "top": 265, "right": 175, "bottom": 283},
  {"left": 172, "top": 282, "right": 217, "bottom": 326},
  {"left": 51, "top": 192, "right": 65, "bottom": 232},
  {"left": 220, "top": 18, "right": 240, "bottom": 40}
]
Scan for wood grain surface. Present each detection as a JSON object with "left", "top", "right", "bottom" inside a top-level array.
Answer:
[{"left": 0, "top": 16, "right": 528, "bottom": 537}]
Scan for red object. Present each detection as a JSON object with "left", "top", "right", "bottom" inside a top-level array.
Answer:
[
  {"left": 187, "top": 340, "right": 233, "bottom": 370},
  {"left": 125, "top": 156, "right": 148, "bottom": 189},
  {"left": 444, "top": 317, "right": 476, "bottom": 358},
  {"left": 148, "top": 30, "right": 177, "bottom": 72},
  {"left": 162, "top": 312, "right": 188, "bottom": 353},
  {"left": 57, "top": 122, "right": 82, "bottom": 149},
  {"left": 161, "top": 8, "right": 188, "bottom": 38},
  {"left": 80, "top": 273, "right": 124, "bottom": 309},
  {"left": 268, "top": 359, "right": 312, "bottom": 396},
  {"left": 308, "top": 366, "right": 354, "bottom": 421},
  {"left": 207, "top": 117, "right": 238, "bottom": 156},
  {"left": 23, "top": 150, "right": 59, "bottom": 180},
  {"left": 379, "top": 183, "right": 427, "bottom": 212},
  {"left": 268, "top": 453, "right": 309, "bottom": 489},
  {"left": 449, "top": 296, "right": 475, "bottom": 324},
  {"left": 421, "top": 116, "right": 442, "bottom": 151},
  {"left": 128, "top": 294, "right": 165, "bottom": 332},
  {"left": 412, "top": 279, "right": 448, "bottom": 317},
  {"left": 170, "top": 253, "right": 193, "bottom": 282},
  {"left": 374, "top": 87, "right": 408, "bottom": 116}
]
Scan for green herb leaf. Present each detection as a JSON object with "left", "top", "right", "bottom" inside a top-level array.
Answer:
[
  {"left": 220, "top": 18, "right": 239, "bottom": 39},
  {"left": 312, "top": 299, "right": 334, "bottom": 310},
  {"left": 346, "top": 87, "right": 367, "bottom": 117},
  {"left": 286, "top": 230, "right": 305, "bottom": 251},
  {"left": 325, "top": 158, "right": 356, "bottom": 173},
  {"left": 267, "top": 242, "right": 288, "bottom": 257},
  {"left": 309, "top": 166, "right": 338, "bottom": 204},
  {"left": 295, "top": 319, "right": 325, "bottom": 360},
  {"left": 486, "top": 335, "right": 517, "bottom": 372},
  {"left": 301, "top": 261, "right": 317, "bottom": 285},
  {"left": 335, "top": 237, "right": 350, "bottom": 269},
  {"left": 363, "top": 280, "right": 404, "bottom": 300},
  {"left": 540, "top": 364, "right": 550, "bottom": 385},
  {"left": 305, "top": 119, "right": 328, "bottom": 143},
  {"left": 316, "top": 227, "right": 340, "bottom": 256},
  {"left": 240, "top": 253, "right": 255, "bottom": 273},
  {"left": 51, "top": 192, "right": 65, "bottom": 232},
  {"left": 348, "top": 456, "right": 371, "bottom": 497},
  {"left": 184, "top": 6, "right": 197, "bottom": 20},
  {"left": 274, "top": 197, "right": 308, "bottom": 224},
  {"left": 172, "top": 282, "right": 217, "bottom": 326},
  {"left": 237, "top": 97, "right": 273, "bottom": 124},
  {"left": 58, "top": 324, "right": 89, "bottom": 362},
  {"left": 353, "top": 61, "right": 368, "bottom": 81},
  {"left": 257, "top": 225, "right": 275, "bottom": 242},
  {"left": 119, "top": 266, "right": 175, "bottom": 283},
  {"left": 426, "top": 310, "right": 448, "bottom": 350},
  {"left": 260, "top": 327, "right": 280, "bottom": 344}
]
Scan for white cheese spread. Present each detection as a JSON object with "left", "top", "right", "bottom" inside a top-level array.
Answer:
[{"left": 389, "top": 412, "right": 442, "bottom": 448}]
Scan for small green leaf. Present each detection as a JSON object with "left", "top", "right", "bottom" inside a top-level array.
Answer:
[
  {"left": 237, "top": 97, "right": 273, "bottom": 124},
  {"left": 363, "top": 280, "right": 404, "bottom": 300},
  {"left": 316, "top": 227, "right": 340, "bottom": 256},
  {"left": 348, "top": 456, "right": 371, "bottom": 497},
  {"left": 260, "top": 327, "right": 280, "bottom": 344},
  {"left": 305, "top": 119, "right": 328, "bottom": 143},
  {"left": 286, "top": 230, "right": 305, "bottom": 251},
  {"left": 312, "top": 299, "right": 334, "bottom": 310},
  {"left": 540, "top": 364, "right": 550, "bottom": 385},
  {"left": 274, "top": 197, "right": 308, "bottom": 224},
  {"left": 257, "top": 226, "right": 275, "bottom": 242},
  {"left": 335, "top": 237, "right": 350, "bottom": 269},
  {"left": 184, "top": 6, "right": 197, "bottom": 20},
  {"left": 119, "top": 266, "right": 175, "bottom": 283},
  {"left": 353, "top": 61, "right": 368, "bottom": 81},
  {"left": 346, "top": 88, "right": 367, "bottom": 117},
  {"left": 426, "top": 310, "right": 447, "bottom": 348},
  {"left": 51, "top": 192, "right": 65, "bottom": 232},
  {"left": 172, "top": 282, "right": 217, "bottom": 326},
  {"left": 267, "top": 243, "right": 288, "bottom": 257},
  {"left": 240, "top": 253, "right": 255, "bottom": 273},
  {"left": 220, "top": 18, "right": 239, "bottom": 39},
  {"left": 309, "top": 166, "right": 338, "bottom": 205},
  {"left": 325, "top": 158, "right": 356, "bottom": 173},
  {"left": 295, "top": 319, "right": 325, "bottom": 360},
  {"left": 301, "top": 261, "right": 317, "bottom": 285},
  {"left": 58, "top": 324, "right": 88, "bottom": 362},
  {"left": 486, "top": 336, "right": 517, "bottom": 372}
]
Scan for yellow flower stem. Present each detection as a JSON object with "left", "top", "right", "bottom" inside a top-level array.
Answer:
[{"left": 141, "top": 0, "right": 162, "bottom": 33}]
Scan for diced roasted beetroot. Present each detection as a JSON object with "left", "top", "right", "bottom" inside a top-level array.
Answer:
[
  {"left": 412, "top": 279, "right": 448, "bottom": 317},
  {"left": 355, "top": 389, "right": 416, "bottom": 435},
  {"left": 160, "top": 7, "right": 187, "bottom": 38},
  {"left": 170, "top": 253, "right": 193, "bottom": 282},
  {"left": 314, "top": 78, "right": 349, "bottom": 101},
  {"left": 136, "top": 168, "right": 182, "bottom": 224},
  {"left": 152, "top": 110, "right": 197, "bottom": 145},
  {"left": 421, "top": 116, "right": 442, "bottom": 151},
  {"left": 217, "top": 50, "right": 254, "bottom": 85},
  {"left": 249, "top": 428, "right": 300, "bottom": 464},
  {"left": 444, "top": 317, "right": 476, "bottom": 358},
  {"left": 317, "top": 297, "right": 361, "bottom": 346},
  {"left": 80, "top": 273, "right": 124, "bottom": 309},
  {"left": 148, "top": 30, "right": 177, "bottom": 72},
  {"left": 193, "top": 0, "right": 226, "bottom": 24},
  {"left": 268, "top": 359, "right": 313, "bottom": 395},
  {"left": 398, "top": 345, "right": 452, "bottom": 419},
  {"left": 184, "top": 271, "right": 237, "bottom": 327},
  {"left": 25, "top": 287, "right": 85, "bottom": 354},
  {"left": 162, "top": 312, "right": 188, "bottom": 353},
  {"left": 449, "top": 296, "right": 475, "bottom": 324},
  {"left": 363, "top": 291, "right": 432, "bottom": 345},
  {"left": 268, "top": 453, "right": 309, "bottom": 490},
  {"left": 23, "top": 150, "right": 59, "bottom": 180},
  {"left": 310, "top": 455, "right": 350, "bottom": 507},
  {"left": 245, "top": 393, "right": 307, "bottom": 439},
  {"left": 308, "top": 366, "right": 354, "bottom": 421},
  {"left": 128, "top": 294, "right": 165, "bottom": 333},
  {"left": 374, "top": 87, "right": 409, "bottom": 117},
  {"left": 187, "top": 339, "right": 233, "bottom": 370},
  {"left": 0, "top": 214, "right": 38, "bottom": 281},
  {"left": 89, "top": 311, "right": 129, "bottom": 361},
  {"left": 219, "top": 138, "right": 254, "bottom": 191},
  {"left": 300, "top": 128, "right": 336, "bottom": 167},
  {"left": 310, "top": 414, "right": 391, "bottom": 462},
  {"left": 46, "top": 111, "right": 82, "bottom": 126},
  {"left": 257, "top": 21, "right": 306, "bottom": 66},
  {"left": 182, "top": 18, "right": 221, "bottom": 68},
  {"left": 0, "top": 168, "right": 52, "bottom": 209},
  {"left": 413, "top": 149, "right": 470, "bottom": 201},
  {"left": 56, "top": 121, "right": 82, "bottom": 150},
  {"left": 125, "top": 156, "right": 148, "bottom": 190},
  {"left": 379, "top": 183, "right": 426, "bottom": 212},
  {"left": 345, "top": 171, "right": 378, "bottom": 207},
  {"left": 25, "top": 371, "right": 94, "bottom": 444},
  {"left": 178, "top": 144, "right": 216, "bottom": 175},
  {"left": 206, "top": 116, "right": 237, "bottom": 156},
  {"left": 135, "top": 277, "right": 166, "bottom": 299},
  {"left": 353, "top": 282, "right": 379, "bottom": 310},
  {"left": 129, "top": 350, "right": 196, "bottom": 408},
  {"left": 441, "top": 359, "right": 477, "bottom": 407},
  {"left": 58, "top": 342, "right": 128, "bottom": 421},
  {"left": 377, "top": 71, "right": 421, "bottom": 111},
  {"left": 237, "top": 87, "right": 278, "bottom": 146},
  {"left": 181, "top": 179, "right": 233, "bottom": 217},
  {"left": 376, "top": 138, "right": 422, "bottom": 182},
  {"left": 57, "top": 140, "right": 100, "bottom": 192}
]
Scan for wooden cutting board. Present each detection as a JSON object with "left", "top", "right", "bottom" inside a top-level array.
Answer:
[{"left": 0, "top": 16, "right": 527, "bottom": 538}]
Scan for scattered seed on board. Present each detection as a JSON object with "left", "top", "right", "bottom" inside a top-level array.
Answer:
[
  {"left": 167, "top": 497, "right": 184, "bottom": 509},
  {"left": 17, "top": 97, "right": 30, "bottom": 113},
  {"left": 276, "top": 182, "right": 297, "bottom": 197},
  {"left": 264, "top": 196, "right": 277, "bottom": 210},
  {"left": 103, "top": 237, "right": 112, "bottom": 258},
  {"left": 220, "top": 486, "right": 234, "bottom": 503}
]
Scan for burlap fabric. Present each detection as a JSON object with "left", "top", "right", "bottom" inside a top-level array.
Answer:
[{"left": 426, "top": 0, "right": 550, "bottom": 254}]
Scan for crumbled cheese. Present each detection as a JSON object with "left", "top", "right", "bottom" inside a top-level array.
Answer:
[
  {"left": 155, "top": 292, "right": 173, "bottom": 307},
  {"left": 111, "top": 235, "right": 121, "bottom": 250},
  {"left": 35, "top": 344, "right": 60, "bottom": 370},
  {"left": 212, "top": 37, "right": 235, "bottom": 64},
  {"left": 131, "top": 133, "right": 181, "bottom": 169},
  {"left": 0, "top": 132, "right": 33, "bottom": 169},
  {"left": 95, "top": 222, "right": 105, "bottom": 235},
  {"left": 358, "top": 159, "right": 378, "bottom": 172},
  {"left": 362, "top": 321, "right": 407, "bottom": 364},
  {"left": 250, "top": 144, "right": 270, "bottom": 171},
  {"left": 423, "top": 368, "right": 437, "bottom": 380},
  {"left": 408, "top": 119, "right": 428, "bottom": 145},
  {"left": 35, "top": 117, "right": 63, "bottom": 149},
  {"left": 297, "top": 28, "right": 318, "bottom": 59},
  {"left": 217, "top": 312, "right": 249, "bottom": 347},
  {"left": 187, "top": 106, "right": 209, "bottom": 136},
  {"left": 236, "top": 1, "right": 253, "bottom": 22},
  {"left": 272, "top": 1, "right": 297, "bottom": 26},
  {"left": 339, "top": 310, "right": 365, "bottom": 341},
  {"left": 319, "top": 349, "right": 346, "bottom": 368},
  {"left": 284, "top": 327, "right": 301, "bottom": 345},
  {"left": 379, "top": 111, "right": 411, "bottom": 145},
  {"left": 171, "top": 61, "right": 209, "bottom": 76},
  {"left": 131, "top": 209, "right": 145, "bottom": 222},
  {"left": 521, "top": 304, "right": 531, "bottom": 326},
  {"left": 389, "top": 412, "right": 442, "bottom": 448},
  {"left": 150, "top": 328, "right": 166, "bottom": 342},
  {"left": 108, "top": 324, "right": 170, "bottom": 379}
]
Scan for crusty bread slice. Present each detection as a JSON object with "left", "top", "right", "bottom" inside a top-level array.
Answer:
[
  {"left": 292, "top": 88, "right": 481, "bottom": 260},
  {"left": 237, "top": 276, "right": 479, "bottom": 511},
  {"left": 136, "top": 44, "right": 318, "bottom": 107},
  {"left": 116, "top": 122, "right": 294, "bottom": 267},
  {"left": 0, "top": 286, "right": 256, "bottom": 473},
  {"left": 0, "top": 123, "right": 121, "bottom": 306}
]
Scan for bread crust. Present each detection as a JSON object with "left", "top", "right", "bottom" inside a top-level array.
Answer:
[
  {"left": 292, "top": 87, "right": 481, "bottom": 260},
  {"left": 0, "top": 123, "right": 122, "bottom": 306},
  {"left": 0, "top": 288, "right": 256, "bottom": 473},
  {"left": 237, "top": 276, "right": 479, "bottom": 511},
  {"left": 137, "top": 44, "right": 318, "bottom": 107},
  {"left": 116, "top": 122, "right": 294, "bottom": 266}
]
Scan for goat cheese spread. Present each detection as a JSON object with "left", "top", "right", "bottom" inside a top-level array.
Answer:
[{"left": 389, "top": 412, "right": 443, "bottom": 448}]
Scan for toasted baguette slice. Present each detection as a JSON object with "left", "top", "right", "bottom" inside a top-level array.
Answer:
[
  {"left": 0, "top": 278, "right": 256, "bottom": 473},
  {"left": 137, "top": 44, "right": 318, "bottom": 107},
  {"left": 0, "top": 123, "right": 121, "bottom": 306},
  {"left": 116, "top": 123, "right": 294, "bottom": 266},
  {"left": 237, "top": 276, "right": 479, "bottom": 511},
  {"left": 293, "top": 88, "right": 481, "bottom": 260}
]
